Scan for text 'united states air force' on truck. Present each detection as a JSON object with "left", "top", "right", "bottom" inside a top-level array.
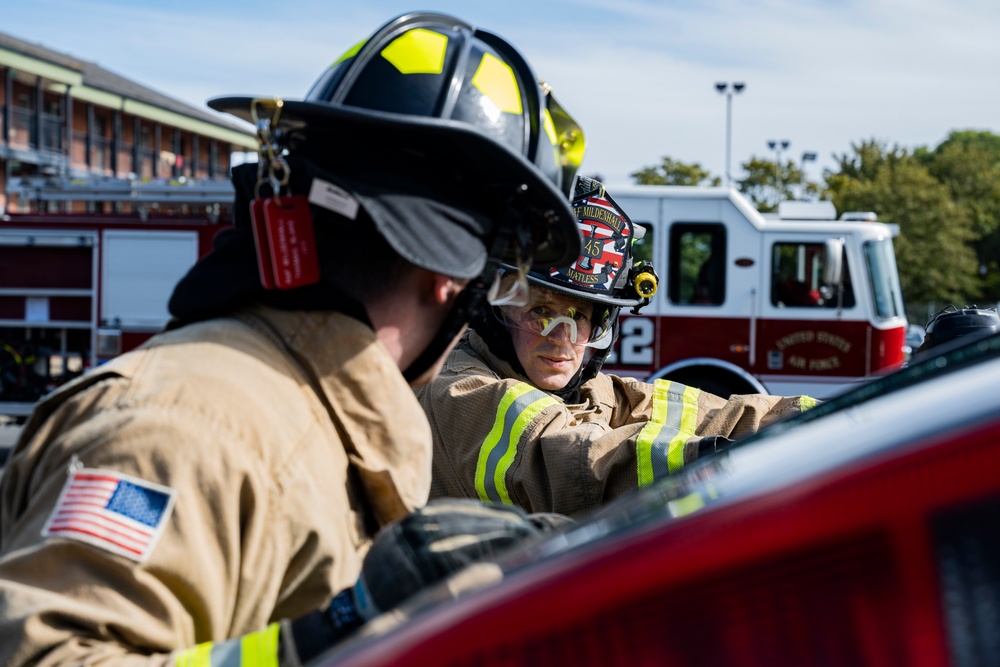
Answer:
[{"left": 603, "top": 185, "right": 907, "bottom": 399}]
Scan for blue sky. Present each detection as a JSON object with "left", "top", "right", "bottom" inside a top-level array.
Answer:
[{"left": 5, "top": 0, "right": 1000, "bottom": 187}]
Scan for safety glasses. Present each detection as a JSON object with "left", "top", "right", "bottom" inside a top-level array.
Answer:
[
  {"left": 497, "top": 301, "right": 614, "bottom": 348},
  {"left": 487, "top": 262, "right": 531, "bottom": 308}
]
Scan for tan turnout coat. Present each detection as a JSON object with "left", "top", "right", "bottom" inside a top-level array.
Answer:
[
  {"left": 418, "top": 331, "right": 814, "bottom": 516},
  {"left": 0, "top": 306, "right": 430, "bottom": 666}
]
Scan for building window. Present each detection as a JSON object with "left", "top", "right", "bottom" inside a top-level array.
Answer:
[
  {"left": 12, "top": 93, "right": 33, "bottom": 146},
  {"left": 93, "top": 115, "right": 109, "bottom": 171},
  {"left": 40, "top": 99, "right": 62, "bottom": 152},
  {"left": 137, "top": 125, "right": 154, "bottom": 178}
]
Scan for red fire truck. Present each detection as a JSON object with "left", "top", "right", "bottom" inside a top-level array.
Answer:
[
  {"left": 604, "top": 186, "right": 908, "bottom": 399},
  {"left": 0, "top": 179, "right": 233, "bottom": 418}
]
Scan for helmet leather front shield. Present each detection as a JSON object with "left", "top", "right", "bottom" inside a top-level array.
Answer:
[{"left": 553, "top": 185, "right": 635, "bottom": 300}]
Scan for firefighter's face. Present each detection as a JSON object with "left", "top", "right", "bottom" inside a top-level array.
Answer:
[{"left": 506, "top": 287, "right": 592, "bottom": 391}]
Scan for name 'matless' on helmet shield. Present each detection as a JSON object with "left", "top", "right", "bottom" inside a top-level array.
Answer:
[{"left": 208, "top": 12, "right": 584, "bottom": 275}]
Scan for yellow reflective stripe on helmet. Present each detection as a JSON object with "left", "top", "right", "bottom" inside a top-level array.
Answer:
[
  {"left": 380, "top": 28, "right": 447, "bottom": 74},
  {"left": 636, "top": 380, "right": 702, "bottom": 486},
  {"left": 173, "top": 623, "right": 280, "bottom": 667},
  {"left": 542, "top": 108, "right": 558, "bottom": 147},
  {"left": 472, "top": 53, "right": 523, "bottom": 114},
  {"left": 546, "top": 90, "right": 586, "bottom": 176},
  {"left": 476, "top": 383, "right": 557, "bottom": 505},
  {"left": 333, "top": 38, "right": 368, "bottom": 66}
]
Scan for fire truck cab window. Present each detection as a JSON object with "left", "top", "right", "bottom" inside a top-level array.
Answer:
[
  {"left": 771, "top": 242, "right": 856, "bottom": 308},
  {"left": 668, "top": 223, "right": 726, "bottom": 306}
]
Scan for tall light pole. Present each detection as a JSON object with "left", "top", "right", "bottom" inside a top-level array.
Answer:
[
  {"left": 800, "top": 151, "right": 817, "bottom": 199},
  {"left": 715, "top": 81, "right": 745, "bottom": 188},
  {"left": 767, "top": 139, "right": 790, "bottom": 200},
  {"left": 767, "top": 139, "right": 790, "bottom": 166}
]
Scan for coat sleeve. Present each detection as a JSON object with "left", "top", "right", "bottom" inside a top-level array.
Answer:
[
  {"left": 0, "top": 378, "right": 293, "bottom": 667},
  {"left": 420, "top": 368, "right": 817, "bottom": 517}
]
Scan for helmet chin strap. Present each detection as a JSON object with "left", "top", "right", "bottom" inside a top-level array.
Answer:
[
  {"left": 575, "top": 314, "right": 620, "bottom": 388},
  {"left": 403, "top": 259, "right": 496, "bottom": 384}
]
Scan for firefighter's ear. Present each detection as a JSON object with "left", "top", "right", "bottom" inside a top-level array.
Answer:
[{"left": 428, "top": 272, "right": 468, "bottom": 306}]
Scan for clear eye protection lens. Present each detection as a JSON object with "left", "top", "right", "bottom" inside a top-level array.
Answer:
[
  {"left": 487, "top": 263, "right": 530, "bottom": 308},
  {"left": 538, "top": 316, "right": 580, "bottom": 343},
  {"left": 498, "top": 307, "right": 614, "bottom": 348}
]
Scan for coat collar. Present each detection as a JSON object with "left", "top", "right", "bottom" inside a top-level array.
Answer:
[{"left": 244, "top": 305, "right": 432, "bottom": 526}]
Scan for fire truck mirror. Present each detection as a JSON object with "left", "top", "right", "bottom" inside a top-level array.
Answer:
[{"left": 823, "top": 238, "right": 845, "bottom": 286}]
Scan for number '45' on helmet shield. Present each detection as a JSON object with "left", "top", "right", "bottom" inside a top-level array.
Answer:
[{"left": 516, "top": 176, "right": 659, "bottom": 316}]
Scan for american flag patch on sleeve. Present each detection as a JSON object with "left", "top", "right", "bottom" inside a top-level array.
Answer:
[{"left": 42, "top": 468, "right": 176, "bottom": 562}]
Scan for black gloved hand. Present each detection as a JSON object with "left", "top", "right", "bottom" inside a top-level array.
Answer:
[
  {"left": 289, "top": 499, "right": 571, "bottom": 662},
  {"left": 355, "top": 498, "right": 559, "bottom": 618}
]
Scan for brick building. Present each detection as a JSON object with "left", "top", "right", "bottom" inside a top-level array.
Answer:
[{"left": 0, "top": 30, "right": 255, "bottom": 215}]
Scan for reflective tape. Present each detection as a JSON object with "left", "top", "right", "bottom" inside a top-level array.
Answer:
[
  {"left": 381, "top": 29, "right": 448, "bottom": 74},
  {"left": 636, "top": 380, "right": 702, "bottom": 486},
  {"left": 476, "top": 383, "right": 557, "bottom": 505},
  {"left": 799, "top": 395, "right": 818, "bottom": 411},
  {"left": 175, "top": 642, "right": 212, "bottom": 667},
  {"left": 174, "top": 623, "right": 280, "bottom": 667},
  {"left": 333, "top": 38, "right": 367, "bottom": 67},
  {"left": 471, "top": 53, "right": 523, "bottom": 114},
  {"left": 542, "top": 108, "right": 558, "bottom": 146}
]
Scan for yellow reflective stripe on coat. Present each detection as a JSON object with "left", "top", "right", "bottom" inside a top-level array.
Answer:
[
  {"left": 636, "top": 380, "right": 702, "bottom": 486},
  {"left": 476, "top": 382, "right": 558, "bottom": 505},
  {"left": 174, "top": 623, "right": 280, "bottom": 667}
]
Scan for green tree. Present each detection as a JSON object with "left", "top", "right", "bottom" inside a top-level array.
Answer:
[
  {"left": 630, "top": 157, "right": 721, "bottom": 186},
  {"left": 736, "top": 157, "right": 822, "bottom": 212},
  {"left": 826, "top": 140, "right": 980, "bottom": 304},
  {"left": 917, "top": 130, "right": 1000, "bottom": 300}
]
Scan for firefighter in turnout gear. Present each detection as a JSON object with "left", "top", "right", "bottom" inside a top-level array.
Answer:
[
  {"left": 417, "top": 177, "right": 818, "bottom": 516},
  {"left": 0, "top": 12, "right": 585, "bottom": 666}
]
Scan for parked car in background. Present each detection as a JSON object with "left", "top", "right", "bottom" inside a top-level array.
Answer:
[{"left": 314, "top": 330, "right": 1000, "bottom": 666}]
